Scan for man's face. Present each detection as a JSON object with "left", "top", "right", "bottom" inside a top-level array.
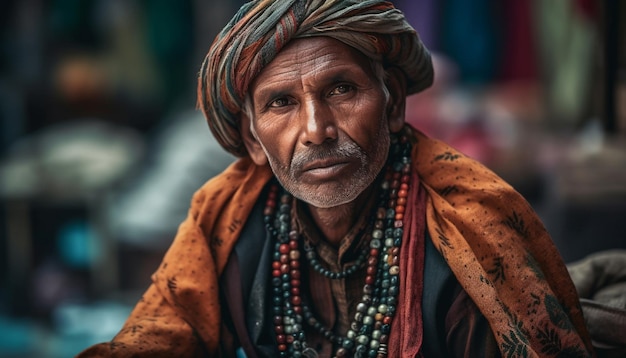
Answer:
[{"left": 244, "top": 37, "right": 394, "bottom": 208}]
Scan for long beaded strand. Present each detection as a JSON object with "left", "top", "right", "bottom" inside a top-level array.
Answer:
[{"left": 265, "top": 134, "right": 412, "bottom": 358}]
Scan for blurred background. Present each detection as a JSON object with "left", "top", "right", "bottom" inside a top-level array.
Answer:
[{"left": 0, "top": 0, "right": 624, "bottom": 357}]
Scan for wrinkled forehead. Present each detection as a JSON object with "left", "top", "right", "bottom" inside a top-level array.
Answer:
[{"left": 250, "top": 37, "right": 379, "bottom": 89}]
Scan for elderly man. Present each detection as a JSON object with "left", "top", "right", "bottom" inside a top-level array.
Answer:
[{"left": 79, "top": 1, "right": 594, "bottom": 357}]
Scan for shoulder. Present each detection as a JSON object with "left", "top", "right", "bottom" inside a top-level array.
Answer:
[
  {"left": 409, "top": 126, "right": 517, "bottom": 198},
  {"left": 190, "top": 157, "right": 270, "bottom": 212},
  {"left": 409, "top": 125, "right": 538, "bottom": 240},
  {"left": 154, "top": 158, "right": 273, "bottom": 293}
]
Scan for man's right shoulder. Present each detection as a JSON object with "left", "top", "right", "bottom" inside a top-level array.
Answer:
[{"left": 187, "top": 157, "right": 273, "bottom": 230}]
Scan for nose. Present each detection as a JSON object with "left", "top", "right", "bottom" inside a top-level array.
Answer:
[{"left": 300, "top": 99, "right": 338, "bottom": 146}]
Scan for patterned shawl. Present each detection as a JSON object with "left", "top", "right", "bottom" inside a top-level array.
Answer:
[
  {"left": 411, "top": 128, "right": 594, "bottom": 357},
  {"left": 76, "top": 126, "right": 594, "bottom": 357},
  {"left": 197, "top": 0, "right": 433, "bottom": 157}
]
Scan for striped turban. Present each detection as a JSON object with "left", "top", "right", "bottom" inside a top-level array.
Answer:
[{"left": 198, "top": 0, "right": 434, "bottom": 157}]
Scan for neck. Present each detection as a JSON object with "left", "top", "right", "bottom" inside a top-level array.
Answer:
[{"left": 305, "top": 184, "right": 376, "bottom": 247}]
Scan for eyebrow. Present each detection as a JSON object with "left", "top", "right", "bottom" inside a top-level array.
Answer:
[{"left": 254, "top": 65, "right": 368, "bottom": 101}]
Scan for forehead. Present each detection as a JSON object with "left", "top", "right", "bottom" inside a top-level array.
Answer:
[{"left": 250, "top": 37, "right": 375, "bottom": 89}]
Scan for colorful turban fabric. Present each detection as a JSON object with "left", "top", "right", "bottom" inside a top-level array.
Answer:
[{"left": 198, "top": 0, "right": 434, "bottom": 157}]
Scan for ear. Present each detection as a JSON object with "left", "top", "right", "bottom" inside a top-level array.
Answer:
[
  {"left": 384, "top": 67, "right": 408, "bottom": 133},
  {"left": 240, "top": 113, "right": 269, "bottom": 166}
]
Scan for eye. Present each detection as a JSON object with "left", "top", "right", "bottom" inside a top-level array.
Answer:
[
  {"left": 329, "top": 84, "right": 354, "bottom": 96},
  {"left": 269, "top": 97, "right": 291, "bottom": 108}
]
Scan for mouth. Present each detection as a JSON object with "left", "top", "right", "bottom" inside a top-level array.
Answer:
[{"left": 299, "top": 158, "right": 351, "bottom": 179}]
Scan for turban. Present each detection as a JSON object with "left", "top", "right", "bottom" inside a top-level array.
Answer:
[{"left": 198, "top": 0, "right": 434, "bottom": 157}]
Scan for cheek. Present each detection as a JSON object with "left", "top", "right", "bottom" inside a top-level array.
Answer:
[
  {"left": 345, "top": 98, "right": 388, "bottom": 142},
  {"left": 255, "top": 123, "right": 295, "bottom": 164}
]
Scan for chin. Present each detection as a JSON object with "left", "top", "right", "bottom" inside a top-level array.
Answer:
[
  {"left": 289, "top": 182, "right": 367, "bottom": 209},
  {"left": 298, "top": 194, "right": 355, "bottom": 209}
]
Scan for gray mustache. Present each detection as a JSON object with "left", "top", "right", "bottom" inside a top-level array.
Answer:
[{"left": 291, "top": 141, "right": 365, "bottom": 171}]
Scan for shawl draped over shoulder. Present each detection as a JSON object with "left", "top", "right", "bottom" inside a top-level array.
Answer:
[{"left": 78, "top": 126, "right": 594, "bottom": 357}]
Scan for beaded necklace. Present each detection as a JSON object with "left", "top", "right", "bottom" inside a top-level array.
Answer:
[{"left": 264, "top": 134, "right": 412, "bottom": 358}]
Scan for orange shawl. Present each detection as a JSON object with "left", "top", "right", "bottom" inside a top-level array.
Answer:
[{"left": 78, "top": 126, "right": 594, "bottom": 357}]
